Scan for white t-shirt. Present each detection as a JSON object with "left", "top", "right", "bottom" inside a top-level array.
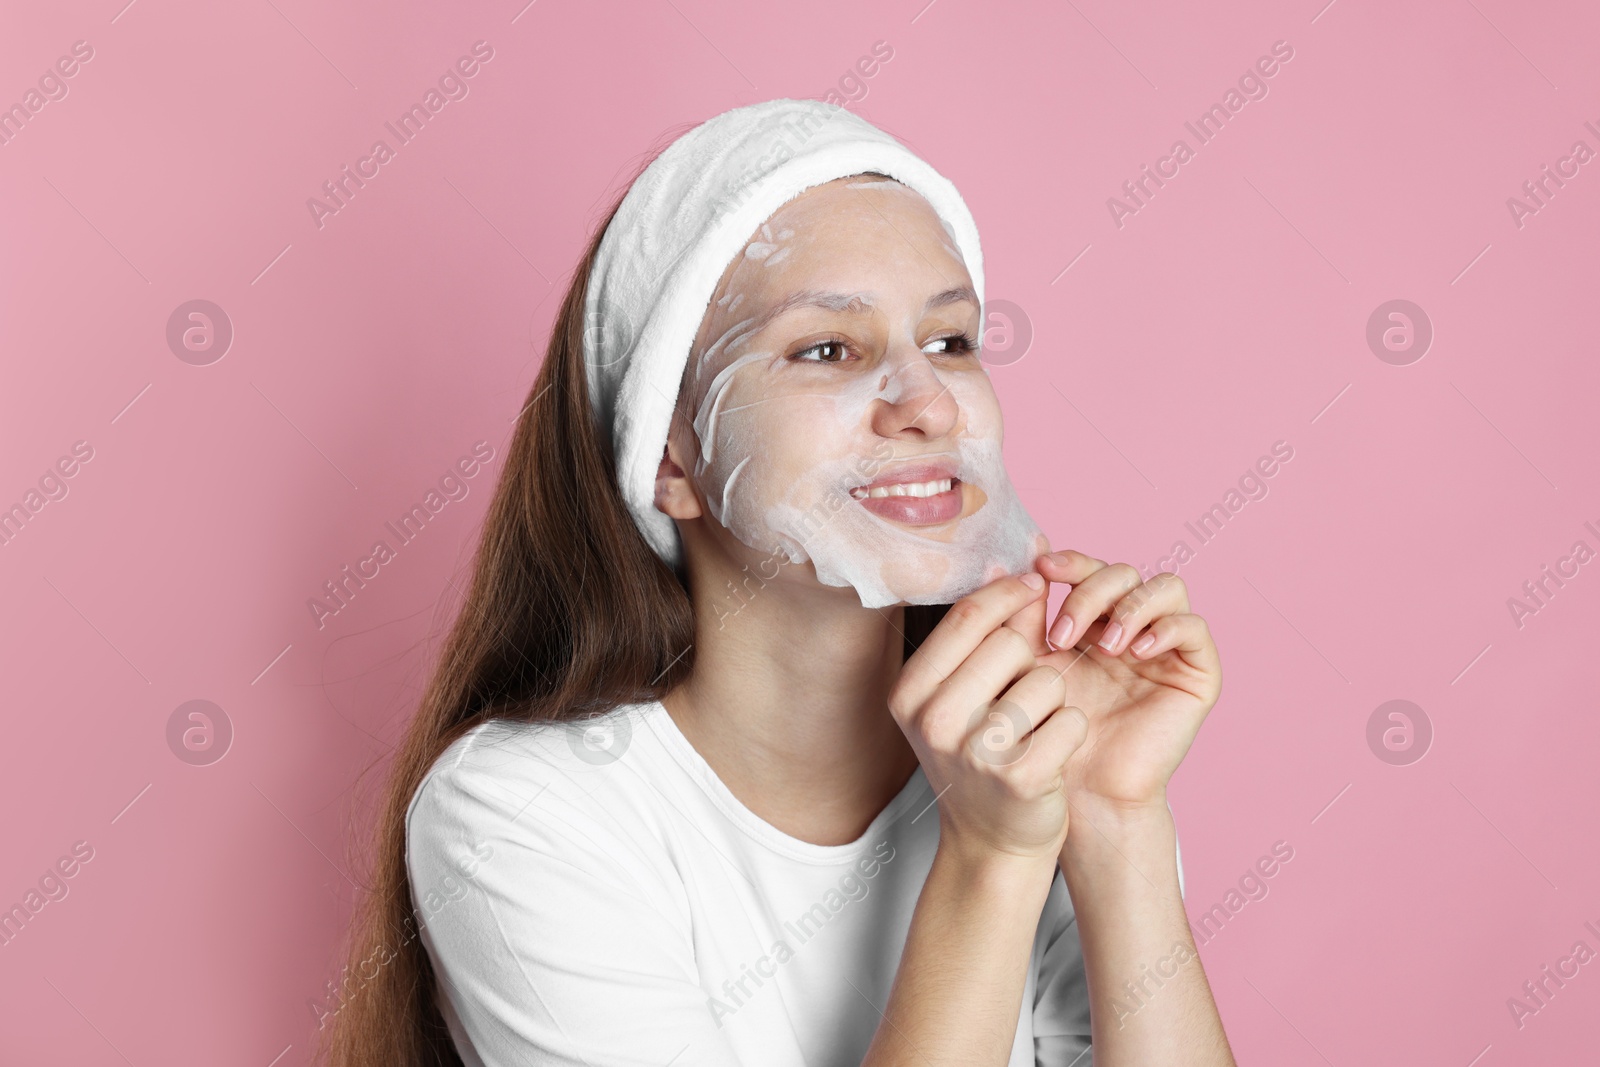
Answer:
[{"left": 405, "top": 700, "right": 1184, "bottom": 1066}]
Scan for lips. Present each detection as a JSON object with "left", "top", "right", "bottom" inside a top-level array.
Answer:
[{"left": 849, "top": 460, "right": 964, "bottom": 525}]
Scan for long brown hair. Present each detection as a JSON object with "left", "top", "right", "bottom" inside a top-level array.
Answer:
[{"left": 319, "top": 159, "right": 948, "bottom": 1066}]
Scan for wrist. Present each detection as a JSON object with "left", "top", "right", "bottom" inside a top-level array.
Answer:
[
  {"left": 1061, "top": 795, "right": 1177, "bottom": 867},
  {"left": 934, "top": 834, "right": 1060, "bottom": 900},
  {"left": 1066, "top": 790, "right": 1173, "bottom": 838}
]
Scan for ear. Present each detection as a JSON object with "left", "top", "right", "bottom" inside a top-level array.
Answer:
[{"left": 653, "top": 429, "right": 703, "bottom": 521}]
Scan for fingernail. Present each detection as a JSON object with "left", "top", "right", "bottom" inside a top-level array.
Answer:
[
  {"left": 1098, "top": 621, "right": 1123, "bottom": 651},
  {"left": 1050, "top": 551, "right": 1072, "bottom": 564},
  {"left": 1049, "top": 616, "right": 1073, "bottom": 647},
  {"left": 1020, "top": 572, "right": 1044, "bottom": 591},
  {"left": 1131, "top": 632, "right": 1156, "bottom": 655}
]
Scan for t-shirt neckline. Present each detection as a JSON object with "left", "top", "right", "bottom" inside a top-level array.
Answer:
[{"left": 640, "top": 699, "right": 929, "bottom": 865}]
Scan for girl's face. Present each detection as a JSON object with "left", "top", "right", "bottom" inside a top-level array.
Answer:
[{"left": 668, "top": 174, "right": 1047, "bottom": 609}]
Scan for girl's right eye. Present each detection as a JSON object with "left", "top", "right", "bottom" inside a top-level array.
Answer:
[{"left": 789, "top": 338, "right": 854, "bottom": 363}]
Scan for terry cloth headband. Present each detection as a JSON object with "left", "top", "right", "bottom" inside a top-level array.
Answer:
[{"left": 582, "top": 97, "right": 986, "bottom": 570}]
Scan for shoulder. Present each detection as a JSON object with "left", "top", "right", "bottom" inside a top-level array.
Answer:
[
  {"left": 407, "top": 705, "right": 655, "bottom": 827},
  {"left": 400, "top": 709, "right": 736, "bottom": 1064},
  {"left": 404, "top": 705, "right": 681, "bottom": 896},
  {"left": 408, "top": 714, "right": 568, "bottom": 808}
]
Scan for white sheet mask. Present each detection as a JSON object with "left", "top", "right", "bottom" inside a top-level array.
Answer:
[{"left": 678, "top": 177, "right": 1047, "bottom": 610}]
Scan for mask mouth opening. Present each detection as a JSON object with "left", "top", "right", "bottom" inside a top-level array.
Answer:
[
  {"left": 846, "top": 454, "right": 960, "bottom": 497},
  {"left": 848, "top": 475, "right": 960, "bottom": 501},
  {"left": 847, "top": 474, "right": 966, "bottom": 528}
]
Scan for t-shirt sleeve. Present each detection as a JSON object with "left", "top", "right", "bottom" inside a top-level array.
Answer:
[
  {"left": 1172, "top": 797, "right": 1185, "bottom": 901},
  {"left": 1031, "top": 868, "right": 1093, "bottom": 1066},
  {"left": 405, "top": 747, "right": 745, "bottom": 1067},
  {"left": 1031, "top": 825, "right": 1185, "bottom": 1065}
]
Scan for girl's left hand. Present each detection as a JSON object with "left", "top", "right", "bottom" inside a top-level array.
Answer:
[{"left": 1005, "top": 550, "right": 1223, "bottom": 822}]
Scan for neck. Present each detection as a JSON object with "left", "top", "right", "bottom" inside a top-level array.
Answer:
[{"left": 662, "top": 556, "right": 920, "bottom": 847}]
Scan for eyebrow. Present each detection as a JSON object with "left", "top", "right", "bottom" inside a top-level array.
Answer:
[{"left": 746, "top": 285, "right": 978, "bottom": 337}]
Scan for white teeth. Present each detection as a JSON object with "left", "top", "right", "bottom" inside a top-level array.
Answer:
[{"left": 849, "top": 478, "right": 954, "bottom": 500}]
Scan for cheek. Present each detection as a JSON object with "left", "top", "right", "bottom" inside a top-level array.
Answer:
[
  {"left": 711, "top": 387, "right": 862, "bottom": 495},
  {"left": 949, "top": 374, "right": 1003, "bottom": 437},
  {"left": 693, "top": 373, "right": 883, "bottom": 553}
]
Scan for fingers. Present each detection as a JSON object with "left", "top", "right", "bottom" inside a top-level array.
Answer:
[
  {"left": 1125, "top": 612, "right": 1220, "bottom": 677},
  {"left": 930, "top": 628, "right": 1040, "bottom": 739},
  {"left": 1045, "top": 561, "right": 1190, "bottom": 655},
  {"left": 1036, "top": 549, "right": 1107, "bottom": 587},
  {"left": 894, "top": 573, "right": 1046, "bottom": 716},
  {"left": 1093, "top": 571, "right": 1191, "bottom": 656},
  {"left": 1036, "top": 550, "right": 1103, "bottom": 649},
  {"left": 961, "top": 664, "right": 1065, "bottom": 769},
  {"left": 963, "top": 665, "right": 1082, "bottom": 796},
  {"left": 1000, "top": 560, "right": 1053, "bottom": 656},
  {"left": 1012, "top": 704, "right": 1091, "bottom": 795},
  {"left": 1045, "top": 560, "right": 1137, "bottom": 649}
]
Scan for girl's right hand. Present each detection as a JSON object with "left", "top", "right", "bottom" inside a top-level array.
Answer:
[{"left": 888, "top": 573, "right": 1090, "bottom": 867}]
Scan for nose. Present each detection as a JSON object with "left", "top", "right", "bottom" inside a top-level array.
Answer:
[{"left": 869, "top": 347, "right": 959, "bottom": 440}]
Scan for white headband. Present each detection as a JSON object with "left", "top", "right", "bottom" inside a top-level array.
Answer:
[{"left": 583, "top": 97, "right": 986, "bottom": 569}]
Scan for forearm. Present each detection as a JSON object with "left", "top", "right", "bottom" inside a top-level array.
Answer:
[
  {"left": 1060, "top": 800, "right": 1235, "bottom": 1066},
  {"left": 862, "top": 841, "right": 1056, "bottom": 1067}
]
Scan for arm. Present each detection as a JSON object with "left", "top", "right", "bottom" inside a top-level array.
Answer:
[
  {"left": 871, "top": 573, "right": 1094, "bottom": 1067},
  {"left": 1061, "top": 799, "right": 1229, "bottom": 1064},
  {"left": 1034, "top": 550, "right": 1235, "bottom": 1066},
  {"left": 861, "top": 843, "right": 1057, "bottom": 1066}
]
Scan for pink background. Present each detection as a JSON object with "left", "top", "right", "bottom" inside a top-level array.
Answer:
[{"left": 3, "top": 0, "right": 1597, "bottom": 1063}]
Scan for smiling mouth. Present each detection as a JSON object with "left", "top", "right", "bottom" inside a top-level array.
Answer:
[
  {"left": 849, "top": 478, "right": 955, "bottom": 500},
  {"left": 848, "top": 467, "right": 965, "bottom": 526}
]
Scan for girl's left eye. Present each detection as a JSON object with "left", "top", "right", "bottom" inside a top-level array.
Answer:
[{"left": 925, "top": 333, "right": 981, "bottom": 357}]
